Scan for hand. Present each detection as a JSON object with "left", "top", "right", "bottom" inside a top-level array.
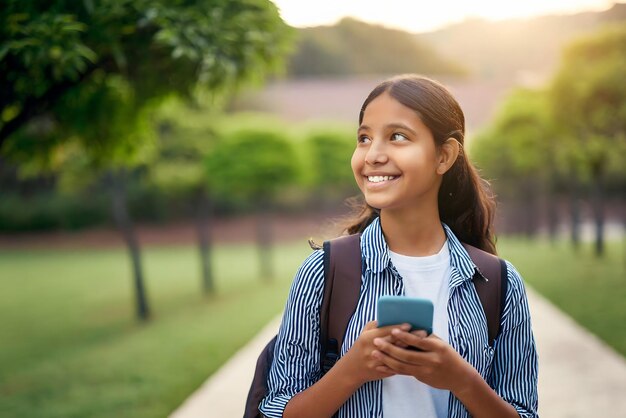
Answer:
[
  {"left": 339, "top": 321, "right": 411, "bottom": 385},
  {"left": 371, "top": 329, "right": 478, "bottom": 394}
]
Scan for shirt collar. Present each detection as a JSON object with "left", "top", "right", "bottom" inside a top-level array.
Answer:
[{"left": 360, "top": 217, "right": 478, "bottom": 284}]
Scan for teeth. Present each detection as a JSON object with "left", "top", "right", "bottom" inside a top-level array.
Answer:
[{"left": 368, "top": 175, "right": 396, "bottom": 183}]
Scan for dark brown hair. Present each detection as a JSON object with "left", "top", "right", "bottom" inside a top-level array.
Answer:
[{"left": 345, "top": 74, "right": 497, "bottom": 254}]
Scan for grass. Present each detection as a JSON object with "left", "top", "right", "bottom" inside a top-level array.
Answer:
[
  {"left": 498, "top": 237, "right": 626, "bottom": 357},
  {"left": 1, "top": 236, "right": 624, "bottom": 417},
  {"left": 0, "top": 240, "right": 312, "bottom": 418}
]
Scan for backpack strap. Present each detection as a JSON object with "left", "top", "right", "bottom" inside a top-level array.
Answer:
[
  {"left": 320, "top": 234, "right": 362, "bottom": 374},
  {"left": 462, "top": 243, "right": 508, "bottom": 346}
]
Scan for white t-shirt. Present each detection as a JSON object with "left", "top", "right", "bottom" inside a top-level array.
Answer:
[{"left": 382, "top": 240, "right": 451, "bottom": 418}]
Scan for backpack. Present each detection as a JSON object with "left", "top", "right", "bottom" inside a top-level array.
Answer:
[{"left": 243, "top": 234, "right": 507, "bottom": 418}]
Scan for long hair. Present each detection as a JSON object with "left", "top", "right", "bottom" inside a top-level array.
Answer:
[{"left": 344, "top": 74, "right": 497, "bottom": 254}]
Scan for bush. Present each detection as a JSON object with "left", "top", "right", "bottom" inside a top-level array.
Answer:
[
  {"left": 205, "top": 129, "right": 299, "bottom": 205},
  {"left": 0, "top": 192, "right": 109, "bottom": 232}
]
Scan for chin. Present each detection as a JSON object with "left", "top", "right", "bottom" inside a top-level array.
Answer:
[{"left": 363, "top": 199, "right": 389, "bottom": 211}]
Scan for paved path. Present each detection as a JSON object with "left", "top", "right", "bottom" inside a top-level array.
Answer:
[{"left": 170, "top": 288, "right": 626, "bottom": 418}]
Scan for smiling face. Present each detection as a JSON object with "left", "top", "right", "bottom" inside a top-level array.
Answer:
[{"left": 351, "top": 92, "right": 445, "bottom": 215}]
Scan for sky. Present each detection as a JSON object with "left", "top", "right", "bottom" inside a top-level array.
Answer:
[{"left": 271, "top": 0, "right": 616, "bottom": 33}]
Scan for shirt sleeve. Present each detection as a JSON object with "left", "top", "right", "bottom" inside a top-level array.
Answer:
[
  {"left": 490, "top": 260, "right": 539, "bottom": 418},
  {"left": 258, "top": 249, "right": 326, "bottom": 417}
]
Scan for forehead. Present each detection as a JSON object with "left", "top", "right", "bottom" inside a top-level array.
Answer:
[{"left": 360, "top": 92, "right": 425, "bottom": 129}]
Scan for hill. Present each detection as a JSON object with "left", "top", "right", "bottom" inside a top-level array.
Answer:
[
  {"left": 287, "top": 18, "right": 466, "bottom": 78},
  {"left": 417, "top": 2, "right": 626, "bottom": 82}
]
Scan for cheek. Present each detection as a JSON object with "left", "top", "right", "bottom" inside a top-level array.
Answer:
[{"left": 350, "top": 150, "right": 362, "bottom": 179}]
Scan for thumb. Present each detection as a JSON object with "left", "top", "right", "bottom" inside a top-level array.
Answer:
[{"left": 363, "top": 320, "right": 378, "bottom": 331}]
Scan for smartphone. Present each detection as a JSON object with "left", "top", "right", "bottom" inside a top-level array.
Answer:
[{"left": 377, "top": 295, "right": 433, "bottom": 334}]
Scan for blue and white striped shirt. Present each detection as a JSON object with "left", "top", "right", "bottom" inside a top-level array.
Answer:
[{"left": 260, "top": 217, "right": 539, "bottom": 417}]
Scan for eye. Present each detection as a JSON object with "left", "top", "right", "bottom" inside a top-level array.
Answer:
[
  {"left": 357, "top": 135, "right": 371, "bottom": 144},
  {"left": 391, "top": 132, "right": 408, "bottom": 142}
]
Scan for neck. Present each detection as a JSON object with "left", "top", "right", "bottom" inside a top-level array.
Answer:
[{"left": 379, "top": 206, "right": 446, "bottom": 257}]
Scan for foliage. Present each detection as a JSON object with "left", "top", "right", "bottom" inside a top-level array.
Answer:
[
  {"left": 288, "top": 18, "right": 466, "bottom": 77},
  {"left": 550, "top": 23, "right": 626, "bottom": 181},
  {"left": 148, "top": 98, "right": 219, "bottom": 198},
  {"left": 0, "top": 0, "right": 294, "bottom": 169},
  {"left": 471, "top": 88, "right": 559, "bottom": 197},
  {"left": 205, "top": 129, "right": 299, "bottom": 203},
  {"left": 0, "top": 191, "right": 109, "bottom": 231},
  {"left": 305, "top": 130, "right": 355, "bottom": 188}
]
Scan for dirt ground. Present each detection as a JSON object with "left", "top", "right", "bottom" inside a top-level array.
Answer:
[{"left": 0, "top": 213, "right": 345, "bottom": 250}]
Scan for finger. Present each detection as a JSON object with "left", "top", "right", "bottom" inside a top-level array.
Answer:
[
  {"left": 373, "top": 337, "right": 423, "bottom": 364},
  {"left": 375, "top": 365, "right": 395, "bottom": 376},
  {"left": 377, "top": 322, "right": 411, "bottom": 332},
  {"left": 366, "top": 323, "right": 412, "bottom": 341},
  {"left": 382, "top": 333, "right": 410, "bottom": 348},
  {"left": 391, "top": 329, "right": 428, "bottom": 350},
  {"left": 372, "top": 349, "right": 414, "bottom": 374},
  {"left": 410, "top": 330, "right": 428, "bottom": 338},
  {"left": 392, "top": 329, "right": 443, "bottom": 351}
]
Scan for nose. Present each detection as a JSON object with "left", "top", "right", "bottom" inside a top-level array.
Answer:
[{"left": 365, "top": 139, "right": 388, "bottom": 165}]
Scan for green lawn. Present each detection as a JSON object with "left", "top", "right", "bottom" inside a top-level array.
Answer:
[
  {"left": 0, "top": 240, "right": 312, "bottom": 418},
  {"left": 499, "top": 238, "right": 626, "bottom": 357},
  {"left": 1, "top": 236, "right": 624, "bottom": 417}
]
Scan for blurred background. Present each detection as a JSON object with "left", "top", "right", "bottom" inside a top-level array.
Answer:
[{"left": 1, "top": 1, "right": 625, "bottom": 417}]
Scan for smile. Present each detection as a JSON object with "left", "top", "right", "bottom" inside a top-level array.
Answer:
[{"left": 367, "top": 175, "right": 397, "bottom": 183}]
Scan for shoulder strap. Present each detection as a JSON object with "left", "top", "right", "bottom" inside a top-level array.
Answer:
[
  {"left": 462, "top": 243, "right": 508, "bottom": 346},
  {"left": 320, "top": 234, "right": 361, "bottom": 374}
]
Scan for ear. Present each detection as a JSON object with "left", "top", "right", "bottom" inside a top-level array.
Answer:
[{"left": 436, "top": 138, "right": 460, "bottom": 175}]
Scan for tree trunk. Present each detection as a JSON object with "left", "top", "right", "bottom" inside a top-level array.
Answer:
[
  {"left": 546, "top": 189, "right": 559, "bottom": 243},
  {"left": 107, "top": 169, "right": 150, "bottom": 321},
  {"left": 195, "top": 190, "right": 215, "bottom": 295},
  {"left": 622, "top": 191, "right": 626, "bottom": 269},
  {"left": 521, "top": 179, "right": 538, "bottom": 239},
  {"left": 568, "top": 169, "right": 582, "bottom": 250},
  {"left": 546, "top": 170, "right": 560, "bottom": 243},
  {"left": 256, "top": 200, "right": 273, "bottom": 282},
  {"left": 590, "top": 170, "right": 606, "bottom": 257}
]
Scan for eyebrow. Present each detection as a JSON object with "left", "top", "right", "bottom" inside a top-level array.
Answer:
[{"left": 358, "top": 123, "right": 418, "bottom": 136}]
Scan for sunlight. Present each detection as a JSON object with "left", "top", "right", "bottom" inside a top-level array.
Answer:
[{"left": 272, "top": 0, "right": 615, "bottom": 32}]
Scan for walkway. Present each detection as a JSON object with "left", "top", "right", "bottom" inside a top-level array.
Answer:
[{"left": 170, "top": 288, "right": 626, "bottom": 417}]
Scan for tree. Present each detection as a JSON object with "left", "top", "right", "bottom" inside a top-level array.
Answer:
[
  {"left": 1, "top": 0, "right": 293, "bottom": 149},
  {"left": 550, "top": 24, "right": 626, "bottom": 256},
  {"left": 205, "top": 129, "right": 299, "bottom": 281},
  {"left": 471, "top": 88, "right": 561, "bottom": 237},
  {"left": 1, "top": 0, "right": 293, "bottom": 319},
  {"left": 305, "top": 130, "right": 358, "bottom": 210},
  {"left": 150, "top": 99, "right": 220, "bottom": 295}
]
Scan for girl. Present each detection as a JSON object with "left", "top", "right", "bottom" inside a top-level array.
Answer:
[{"left": 259, "top": 75, "right": 538, "bottom": 417}]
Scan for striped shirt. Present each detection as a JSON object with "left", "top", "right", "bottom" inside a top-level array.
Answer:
[{"left": 259, "top": 217, "right": 539, "bottom": 417}]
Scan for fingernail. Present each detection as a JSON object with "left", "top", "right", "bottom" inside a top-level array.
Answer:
[
  {"left": 416, "top": 330, "right": 427, "bottom": 338},
  {"left": 373, "top": 338, "right": 382, "bottom": 346},
  {"left": 402, "top": 323, "right": 411, "bottom": 330}
]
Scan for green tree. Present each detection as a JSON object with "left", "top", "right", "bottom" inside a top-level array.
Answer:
[
  {"left": 205, "top": 129, "right": 299, "bottom": 281},
  {"left": 550, "top": 24, "right": 626, "bottom": 256},
  {"left": 1, "top": 0, "right": 292, "bottom": 149},
  {"left": 1, "top": 0, "right": 292, "bottom": 319},
  {"left": 471, "top": 88, "right": 561, "bottom": 237},
  {"left": 150, "top": 99, "right": 219, "bottom": 295},
  {"left": 305, "top": 130, "right": 358, "bottom": 209}
]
